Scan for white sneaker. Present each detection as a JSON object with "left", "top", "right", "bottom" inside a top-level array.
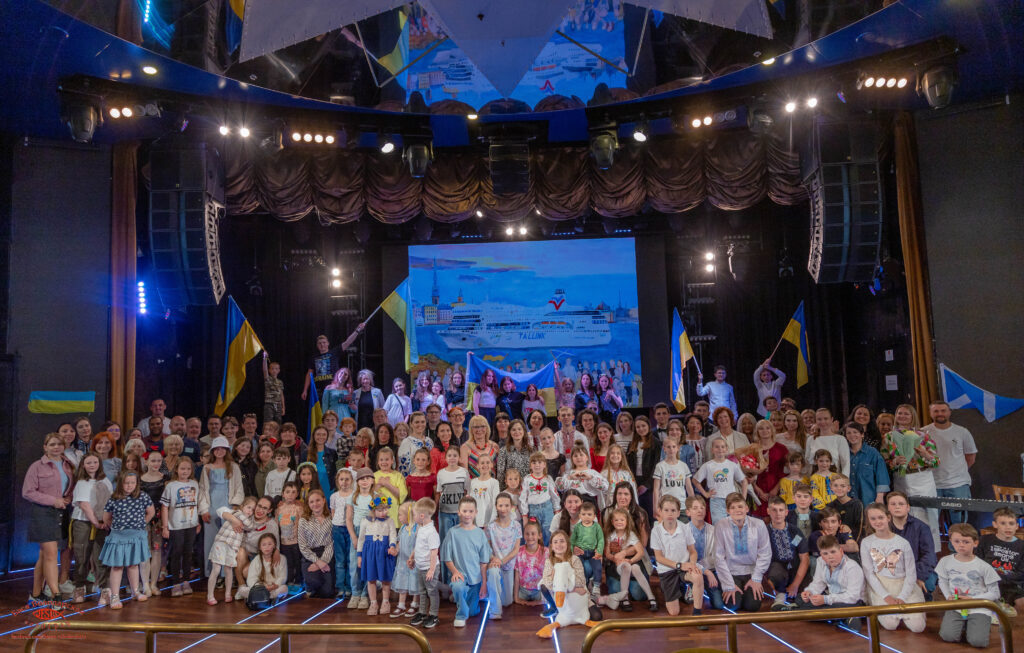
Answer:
[
  {"left": 59, "top": 581, "right": 75, "bottom": 596},
  {"left": 453, "top": 619, "right": 467, "bottom": 628},
  {"left": 998, "top": 601, "right": 1017, "bottom": 618},
  {"left": 234, "top": 589, "right": 245, "bottom": 601}
]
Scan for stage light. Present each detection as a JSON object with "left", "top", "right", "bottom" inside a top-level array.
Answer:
[
  {"left": 705, "top": 263, "right": 715, "bottom": 272},
  {"left": 380, "top": 140, "right": 396, "bottom": 154},
  {"left": 331, "top": 268, "right": 340, "bottom": 277},
  {"left": 314, "top": 134, "right": 323, "bottom": 143},
  {"left": 137, "top": 279, "right": 148, "bottom": 314},
  {"left": 292, "top": 132, "right": 301, "bottom": 142},
  {"left": 239, "top": 126, "right": 251, "bottom": 138},
  {"left": 475, "top": 210, "right": 483, "bottom": 218},
  {"left": 142, "top": 65, "right": 158, "bottom": 75},
  {"left": 519, "top": 226, "right": 527, "bottom": 235},
  {"left": 589, "top": 130, "right": 617, "bottom": 170},
  {"left": 467, "top": 113, "right": 478, "bottom": 120},
  {"left": 325, "top": 135, "right": 335, "bottom": 144},
  {"left": 505, "top": 226, "right": 514, "bottom": 235},
  {"left": 784, "top": 101, "right": 796, "bottom": 113},
  {"left": 331, "top": 279, "right": 342, "bottom": 289},
  {"left": 918, "top": 64, "right": 958, "bottom": 109},
  {"left": 897, "top": 77, "right": 908, "bottom": 88},
  {"left": 864, "top": 76, "right": 876, "bottom": 88},
  {"left": 702, "top": 115, "right": 712, "bottom": 126},
  {"left": 691, "top": 118, "right": 701, "bottom": 128},
  {"left": 632, "top": 118, "right": 648, "bottom": 143},
  {"left": 219, "top": 125, "right": 230, "bottom": 136},
  {"left": 806, "top": 97, "right": 818, "bottom": 108},
  {"left": 140, "top": 308, "right": 147, "bottom": 314},
  {"left": 303, "top": 133, "right": 312, "bottom": 142},
  {"left": 762, "top": 57, "right": 776, "bottom": 66},
  {"left": 885, "top": 77, "right": 897, "bottom": 88},
  {"left": 704, "top": 252, "right": 715, "bottom": 261},
  {"left": 109, "top": 107, "right": 121, "bottom": 119},
  {"left": 404, "top": 143, "right": 434, "bottom": 178},
  {"left": 122, "top": 106, "right": 133, "bottom": 118}
]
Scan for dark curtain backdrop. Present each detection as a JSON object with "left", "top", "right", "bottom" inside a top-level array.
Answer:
[{"left": 223, "top": 129, "right": 806, "bottom": 224}]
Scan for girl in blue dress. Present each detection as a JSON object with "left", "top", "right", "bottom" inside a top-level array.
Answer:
[
  {"left": 99, "top": 471, "right": 155, "bottom": 609},
  {"left": 357, "top": 494, "right": 397, "bottom": 615}
]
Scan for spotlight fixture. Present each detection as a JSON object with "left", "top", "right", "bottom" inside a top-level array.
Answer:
[
  {"left": 239, "top": 126, "right": 251, "bottom": 138},
  {"left": 467, "top": 113, "right": 478, "bottom": 120},
  {"left": 109, "top": 107, "right": 121, "bottom": 119},
  {"left": 292, "top": 132, "right": 301, "bottom": 142},
  {"left": 331, "top": 279, "right": 342, "bottom": 289},
  {"left": 121, "top": 106, "right": 133, "bottom": 118},
  {"left": 690, "top": 118, "right": 701, "bottom": 129},
  {"left": 380, "top": 138, "right": 396, "bottom": 154},
  {"left": 303, "top": 133, "right": 312, "bottom": 142},
  {"left": 505, "top": 226, "right": 514, "bottom": 236},
  {"left": 142, "top": 65, "right": 158, "bottom": 75},
  {"left": 61, "top": 99, "right": 100, "bottom": 143},
  {"left": 475, "top": 210, "right": 483, "bottom": 218},
  {"left": 331, "top": 268, "right": 341, "bottom": 277},
  {"left": 631, "top": 118, "right": 648, "bottom": 143},
  {"left": 325, "top": 135, "right": 335, "bottom": 144},
  {"left": 589, "top": 128, "right": 618, "bottom": 170},
  {"left": 702, "top": 115, "right": 712, "bottom": 126},
  {"left": 705, "top": 263, "right": 715, "bottom": 272},
  {"left": 137, "top": 280, "right": 148, "bottom": 315},
  {"left": 314, "top": 134, "right": 323, "bottom": 143},
  {"left": 219, "top": 125, "right": 230, "bottom": 136},
  {"left": 897, "top": 78, "right": 908, "bottom": 88},
  {"left": 704, "top": 252, "right": 715, "bottom": 261},
  {"left": 519, "top": 226, "right": 527, "bottom": 235},
  {"left": 885, "top": 77, "right": 897, "bottom": 88},
  {"left": 784, "top": 101, "right": 796, "bottom": 113},
  {"left": 535, "top": 209, "right": 541, "bottom": 216},
  {"left": 761, "top": 57, "right": 776, "bottom": 66},
  {"left": 806, "top": 97, "right": 818, "bottom": 108},
  {"left": 918, "top": 64, "right": 958, "bottom": 109}
]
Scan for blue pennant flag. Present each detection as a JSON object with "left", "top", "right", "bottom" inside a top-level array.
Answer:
[{"left": 940, "top": 363, "right": 1024, "bottom": 423}]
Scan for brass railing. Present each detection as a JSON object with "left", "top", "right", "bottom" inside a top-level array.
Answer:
[
  {"left": 23, "top": 621, "right": 432, "bottom": 653},
  {"left": 581, "top": 599, "right": 1014, "bottom": 653}
]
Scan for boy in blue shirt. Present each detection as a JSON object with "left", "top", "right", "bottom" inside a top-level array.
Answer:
[
  {"left": 441, "top": 496, "right": 501, "bottom": 627},
  {"left": 765, "top": 497, "right": 810, "bottom": 611}
]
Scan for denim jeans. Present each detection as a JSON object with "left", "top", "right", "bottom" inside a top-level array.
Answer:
[
  {"left": 349, "top": 540, "right": 365, "bottom": 597},
  {"left": 332, "top": 525, "right": 351, "bottom": 593},
  {"left": 451, "top": 568, "right": 502, "bottom": 620},
  {"left": 438, "top": 512, "right": 460, "bottom": 583},
  {"left": 579, "top": 550, "right": 603, "bottom": 589},
  {"left": 518, "top": 587, "right": 542, "bottom": 601},
  {"left": 936, "top": 485, "right": 972, "bottom": 527},
  {"left": 527, "top": 500, "right": 554, "bottom": 546}
]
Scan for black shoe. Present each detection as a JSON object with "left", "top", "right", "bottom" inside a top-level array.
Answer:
[
  {"left": 620, "top": 599, "right": 633, "bottom": 612},
  {"left": 648, "top": 599, "right": 658, "bottom": 612},
  {"left": 409, "top": 613, "right": 426, "bottom": 627},
  {"left": 422, "top": 615, "right": 439, "bottom": 629},
  {"left": 841, "top": 617, "right": 862, "bottom": 632},
  {"left": 215, "top": 577, "right": 224, "bottom": 589}
]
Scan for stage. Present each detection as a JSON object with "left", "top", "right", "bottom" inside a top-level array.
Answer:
[{"left": 1, "top": 570, "right": 1019, "bottom": 652}]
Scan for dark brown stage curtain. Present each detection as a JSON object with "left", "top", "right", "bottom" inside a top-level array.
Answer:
[
  {"left": 224, "top": 127, "right": 806, "bottom": 222},
  {"left": 893, "top": 112, "right": 938, "bottom": 417},
  {"left": 110, "top": 141, "right": 138, "bottom": 429}
]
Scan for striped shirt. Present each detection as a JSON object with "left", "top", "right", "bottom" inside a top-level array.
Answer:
[{"left": 298, "top": 516, "right": 333, "bottom": 563}]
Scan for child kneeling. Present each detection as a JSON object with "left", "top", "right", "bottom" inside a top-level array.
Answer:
[
  {"left": 651, "top": 495, "right": 706, "bottom": 626},
  {"left": 937, "top": 523, "right": 1001, "bottom": 649},
  {"left": 237, "top": 533, "right": 288, "bottom": 603},
  {"left": 797, "top": 534, "right": 865, "bottom": 628}
]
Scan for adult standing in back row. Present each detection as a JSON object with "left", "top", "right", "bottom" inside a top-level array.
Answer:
[
  {"left": 921, "top": 400, "right": 977, "bottom": 526},
  {"left": 752, "top": 360, "right": 786, "bottom": 418},
  {"left": 697, "top": 366, "right": 737, "bottom": 420},
  {"left": 301, "top": 328, "right": 365, "bottom": 403}
]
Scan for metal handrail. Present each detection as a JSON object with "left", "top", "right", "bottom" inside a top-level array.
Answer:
[
  {"left": 23, "top": 621, "right": 432, "bottom": 653},
  {"left": 581, "top": 599, "right": 1014, "bottom": 653}
]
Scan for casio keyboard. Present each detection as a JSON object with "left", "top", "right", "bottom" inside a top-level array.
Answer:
[{"left": 908, "top": 495, "right": 1024, "bottom": 515}]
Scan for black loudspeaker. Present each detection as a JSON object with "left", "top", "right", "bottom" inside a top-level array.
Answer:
[
  {"left": 148, "top": 143, "right": 226, "bottom": 308},
  {"left": 488, "top": 143, "right": 531, "bottom": 195},
  {"left": 804, "top": 119, "right": 883, "bottom": 284}
]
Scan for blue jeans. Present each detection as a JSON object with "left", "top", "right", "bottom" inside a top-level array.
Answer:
[
  {"left": 709, "top": 497, "right": 727, "bottom": 523},
  {"left": 438, "top": 512, "right": 460, "bottom": 584},
  {"left": 706, "top": 571, "right": 725, "bottom": 609},
  {"left": 332, "top": 525, "right": 351, "bottom": 593},
  {"left": 936, "top": 485, "right": 972, "bottom": 527},
  {"left": 518, "top": 587, "right": 542, "bottom": 601},
  {"left": 528, "top": 500, "right": 554, "bottom": 546},
  {"left": 579, "top": 550, "right": 603, "bottom": 589},
  {"left": 451, "top": 568, "right": 502, "bottom": 620},
  {"left": 349, "top": 533, "right": 365, "bottom": 597},
  {"left": 606, "top": 572, "right": 645, "bottom": 601}
]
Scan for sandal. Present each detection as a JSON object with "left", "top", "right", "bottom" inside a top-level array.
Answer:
[
  {"left": 207, "top": 597, "right": 218, "bottom": 606},
  {"left": 366, "top": 601, "right": 379, "bottom": 616},
  {"left": 404, "top": 606, "right": 418, "bottom": 617},
  {"left": 380, "top": 600, "right": 390, "bottom": 614},
  {"left": 109, "top": 598, "right": 123, "bottom": 610}
]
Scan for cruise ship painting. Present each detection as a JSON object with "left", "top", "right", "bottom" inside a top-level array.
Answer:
[{"left": 438, "top": 290, "right": 611, "bottom": 349}]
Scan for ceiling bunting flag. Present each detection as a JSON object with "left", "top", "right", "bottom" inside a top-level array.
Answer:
[
  {"left": 627, "top": 0, "right": 772, "bottom": 38},
  {"left": 939, "top": 363, "right": 1024, "bottom": 423}
]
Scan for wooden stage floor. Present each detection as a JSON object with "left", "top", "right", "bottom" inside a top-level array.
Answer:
[{"left": 0, "top": 571, "right": 1019, "bottom": 652}]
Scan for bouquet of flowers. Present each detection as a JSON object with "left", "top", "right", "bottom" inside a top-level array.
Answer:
[{"left": 889, "top": 429, "right": 922, "bottom": 476}]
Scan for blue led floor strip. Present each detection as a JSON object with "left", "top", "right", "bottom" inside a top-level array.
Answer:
[
  {"left": 470, "top": 599, "right": 491, "bottom": 653},
  {"left": 173, "top": 591, "right": 305, "bottom": 653},
  {"left": 253, "top": 598, "right": 344, "bottom": 653}
]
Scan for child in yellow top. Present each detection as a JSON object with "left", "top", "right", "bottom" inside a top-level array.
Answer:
[
  {"left": 808, "top": 449, "right": 837, "bottom": 510},
  {"left": 373, "top": 447, "right": 408, "bottom": 527},
  {"left": 778, "top": 451, "right": 809, "bottom": 509}
]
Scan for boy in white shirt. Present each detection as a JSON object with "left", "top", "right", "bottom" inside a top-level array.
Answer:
[
  {"left": 650, "top": 495, "right": 706, "bottom": 627},
  {"left": 937, "top": 523, "right": 1002, "bottom": 648},
  {"left": 409, "top": 497, "right": 442, "bottom": 629},
  {"left": 796, "top": 534, "right": 865, "bottom": 629},
  {"left": 263, "top": 447, "right": 296, "bottom": 499}
]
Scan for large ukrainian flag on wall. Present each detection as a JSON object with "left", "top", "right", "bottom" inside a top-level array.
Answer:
[
  {"left": 28, "top": 391, "right": 95, "bottom": 414},
  {"left": 381, "top": 278, "right": 419, "bottom": 372},
  {"left": 465, "top": 353, "right": 557, "bottom": 416},
  {"left": 214, "top": 296, "right": 264, "bottom": 416}
]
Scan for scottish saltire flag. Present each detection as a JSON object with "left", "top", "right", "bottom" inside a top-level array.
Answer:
[
  {"left": 225, "top": 0, "right": 244, "bottom": 53},
  {"left": 214, "top": 296, "right": 264, "bottom": 416},
  {"left": 780, "top": 301, "right": 811, "bottom": 387},
  {"left": 940, "top": 363, "right": 1024, "bottom": 423},
  {"left": 465, "top": 353, "right": 557, "bottom": 416},
  {"left": 381, "top": 278, "right": 419, "bottom": 372},
  {"left": 307, "top": 371, "right": 323, "bottom": 442},
  {"left": 28, "top": 391, "right": 95, "bottom": 414},
  {"left": 671, "top": 308, "right": 695, "bottom": 412}
]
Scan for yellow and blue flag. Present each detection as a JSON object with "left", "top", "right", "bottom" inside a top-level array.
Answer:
[
  {"left": 780, "top": 301, "right": 810, "bottom": 388},
  {"left": 381, "top": 277, "right": 419, "bottom": 372},
  {"left": 225, "top": 0, "right": 244, "bottom": 53},
  {"left": 465, "top": 353, "right": 557, "bottom": 416},
  {"left": 28, "top": 391, "right": 95, "bottom": 414},
  {"left": 214, "top": 296, "right": 264, "bottom": 416},
  {"left": 307, "top": 371, "right": 323, "bottom": 442},
  {"left": 671, "top": 308, "right": 695, "bottom": 412}
]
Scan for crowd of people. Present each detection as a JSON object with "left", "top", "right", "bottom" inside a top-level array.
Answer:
[{"left": 19, "top": 346, "right": 1023, "bottom": 648}]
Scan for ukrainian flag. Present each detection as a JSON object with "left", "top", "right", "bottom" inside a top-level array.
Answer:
[
  {"left": 780, "top": 301, "right": 811, "bottom": 388},
  {"left": 225, "top": 0, "right": 244, "bottom": 53},
  {"left": 381, "top": 278, "right": 419, "bottom": 372},
  {"left": 307, "top": 371, "right": 323, "bottom": 442},
  {"left": 214, "top": 296, "right": 264, "bottom": 416},
  {"left": 465, "top": 353, "right": 558, "bottom": 416},
  {"left": 28, "top": 391, "right": 95, "bottom": 414},
  {"left": 671, "top": 308, "right": 695, "bottom": 412}
]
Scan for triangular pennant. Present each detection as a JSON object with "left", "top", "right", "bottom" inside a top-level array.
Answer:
[{"left": 628, "top": 0, "right": 772, "bottom": 38}]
